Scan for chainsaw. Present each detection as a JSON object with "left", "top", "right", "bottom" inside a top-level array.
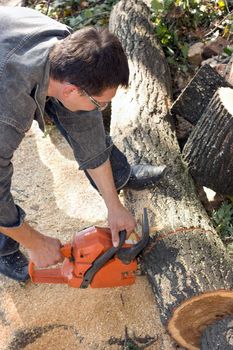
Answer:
[{"left": 29, "top": 208, "right": 149, "bottom": 288}]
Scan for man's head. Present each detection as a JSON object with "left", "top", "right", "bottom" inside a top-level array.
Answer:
[{"left": 49, "top": 26, "right": 129, "bottom": 98}]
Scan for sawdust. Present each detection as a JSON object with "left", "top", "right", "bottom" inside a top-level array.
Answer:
[{"left": 0, "top": 122, "right": 178, "bottom": 350}]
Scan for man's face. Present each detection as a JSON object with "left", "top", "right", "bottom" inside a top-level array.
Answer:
[{"left": 60, "top": 85, "right": 117, "bottom": 112}]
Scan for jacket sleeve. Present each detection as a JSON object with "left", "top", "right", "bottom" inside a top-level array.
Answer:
[
  {"left": 0, "top": 122, "right": 26, "bottom": 227},
  {"left": 50, "top": 100, "right": 113, "bottom": 170}
]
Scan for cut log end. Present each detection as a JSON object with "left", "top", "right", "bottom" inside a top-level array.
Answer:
[
  {"left": 219, "top": 86, "right": 233, "bottom": 116},
  {"left": 167, "top": 290, "right": 233, "bottom": 350}
]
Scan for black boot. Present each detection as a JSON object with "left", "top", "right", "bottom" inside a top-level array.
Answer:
[
  {"left": 125, "top": 164, "right": 167, "bottom": 190},
  {"left": 0, "top": 250, "right": 29, "bottom": 282}
]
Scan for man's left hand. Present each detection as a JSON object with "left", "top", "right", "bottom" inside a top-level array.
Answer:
[{"left": 108, "top": 203, "right": 136, "bottom": 247}]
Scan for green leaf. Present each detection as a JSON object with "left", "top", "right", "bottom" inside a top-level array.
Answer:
[
  {"left": 163, "top": 0, "right": 175, "bottom": 11},
  {"left": 151, "top": 0, "right": 164, "bottom": 13},
  {"left": 83, "top": 8, "right": 94, "bottom": 18},
  {"left": 181, "top": 43, "right": 189, "bottom": 59},
  {"left": 212, "top": 201, "right": 233, "bottom": 239},
  {"left": 224, "top": 46, "right": 233, "bottom": 56}
]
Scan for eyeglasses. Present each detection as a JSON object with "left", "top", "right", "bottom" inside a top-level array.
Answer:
[
  {"left": 65, "top": 82, "right": 109, "bottom": 111},
  {"left": 82, "top": 89, "right": 109, "bottom": 111}
]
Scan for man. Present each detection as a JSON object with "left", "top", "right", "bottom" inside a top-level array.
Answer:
[{"left": 0, "top": 6, "right": 166, "bottom": 282}]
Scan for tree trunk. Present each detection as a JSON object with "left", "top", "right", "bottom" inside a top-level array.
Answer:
[
  {"left": 109, "top": 1, "right": 233, "bottom": 349},
  {"left": 171, "top": 64, "right": 231, "bottom": 149},
  {"left": 183, "top": 87, "right": 233, "bottom": 195},
  {"left": 171, "top": 64, "right": 231, "bottom": 126}
]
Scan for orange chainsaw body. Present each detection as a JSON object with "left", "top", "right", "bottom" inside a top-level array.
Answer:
[{"left": 29, "top": 226, "right": 137, "bottom": 288}]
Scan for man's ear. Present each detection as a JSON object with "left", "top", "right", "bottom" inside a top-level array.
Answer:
[{"left": 62, "top": 83, "right": 78, "bottom": 98}]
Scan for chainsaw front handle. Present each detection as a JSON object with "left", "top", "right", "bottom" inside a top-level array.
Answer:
[
  {"left": 80, "top": 209, "right": 150, "bottom": 288},
  {"left": 80, "top": 230, "right": 127, "bottom": 288},
  {"left": 117, "top": 208, "right": 149, "bottom": 264}
]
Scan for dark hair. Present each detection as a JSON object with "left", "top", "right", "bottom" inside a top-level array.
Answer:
[{"left": 49, "top": 27, "right": 129, "bottom": 96}]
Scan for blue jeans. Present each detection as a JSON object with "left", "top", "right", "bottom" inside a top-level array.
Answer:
[
  {"left": 0, "top": 234, "right": 19, "bottom": 256},
  {"left": 0, "top": 103, "right": 131, "bottom": 256},
  {"left": 0, "top": 205, "right": 24, "bottom": 256},
  {"left": 45, "top": 100, "right": 131, "bottom": 191}
]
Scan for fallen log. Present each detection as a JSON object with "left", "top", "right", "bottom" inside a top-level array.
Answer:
[
  {"left": 109, "top": 1, "right": 233, "bottom": 349},
  {"left": 183, "top": 86, "right": 233, "bottom": 195},
  {"left": 171, "top": 64, "right": 231, "bottom": 126},
  {"left": 171, "top": 64, "right": 231, "bottom": 148},
  {"left": 200, "top": 315, "right": 233, "bottom": 350}
]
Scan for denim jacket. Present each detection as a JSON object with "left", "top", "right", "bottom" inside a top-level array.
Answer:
[{"left": 0, "top": 7, "right": 112, "bottom": 227}]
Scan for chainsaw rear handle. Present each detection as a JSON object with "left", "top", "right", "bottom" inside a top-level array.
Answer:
[{"left": 28, "top": 243, "right": 72, "bottom": 283}]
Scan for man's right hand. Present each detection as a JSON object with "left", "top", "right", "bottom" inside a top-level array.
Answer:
[
  {"left": 28, "top": 234, "right": 64, "bottom": 268},
  {"left": 0, "top": 221, "right": 64, "bottom": 268}
]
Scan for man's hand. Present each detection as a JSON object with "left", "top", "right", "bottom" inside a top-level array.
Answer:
[
  {"left": 28, "top": 234, "right": 63, "bottom": 268},
  {"left": 0, "top": 221, "right": 63, "bottom": 268},
  {"left": 87, "top": 159, "right": 137, "bottom": 248},
  {"left": 108, "top": 203, "right": 136, "bottom": 247}
]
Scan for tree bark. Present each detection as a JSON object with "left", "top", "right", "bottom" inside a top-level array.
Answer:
[
  {"left": 200, "top": 315, "right": 233, "bottom": 350},
  {"left": 109, "top": 1, "right": 233, "bottom": 349},
  {"left": 171, "top": 65, "right": 231, "bottom": 149},
  {"left": 171, "top": 64, "right": 231, "bottom": 126},
  {"left": 183, "top": 87, "right": 233, "bottom": 195}
]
